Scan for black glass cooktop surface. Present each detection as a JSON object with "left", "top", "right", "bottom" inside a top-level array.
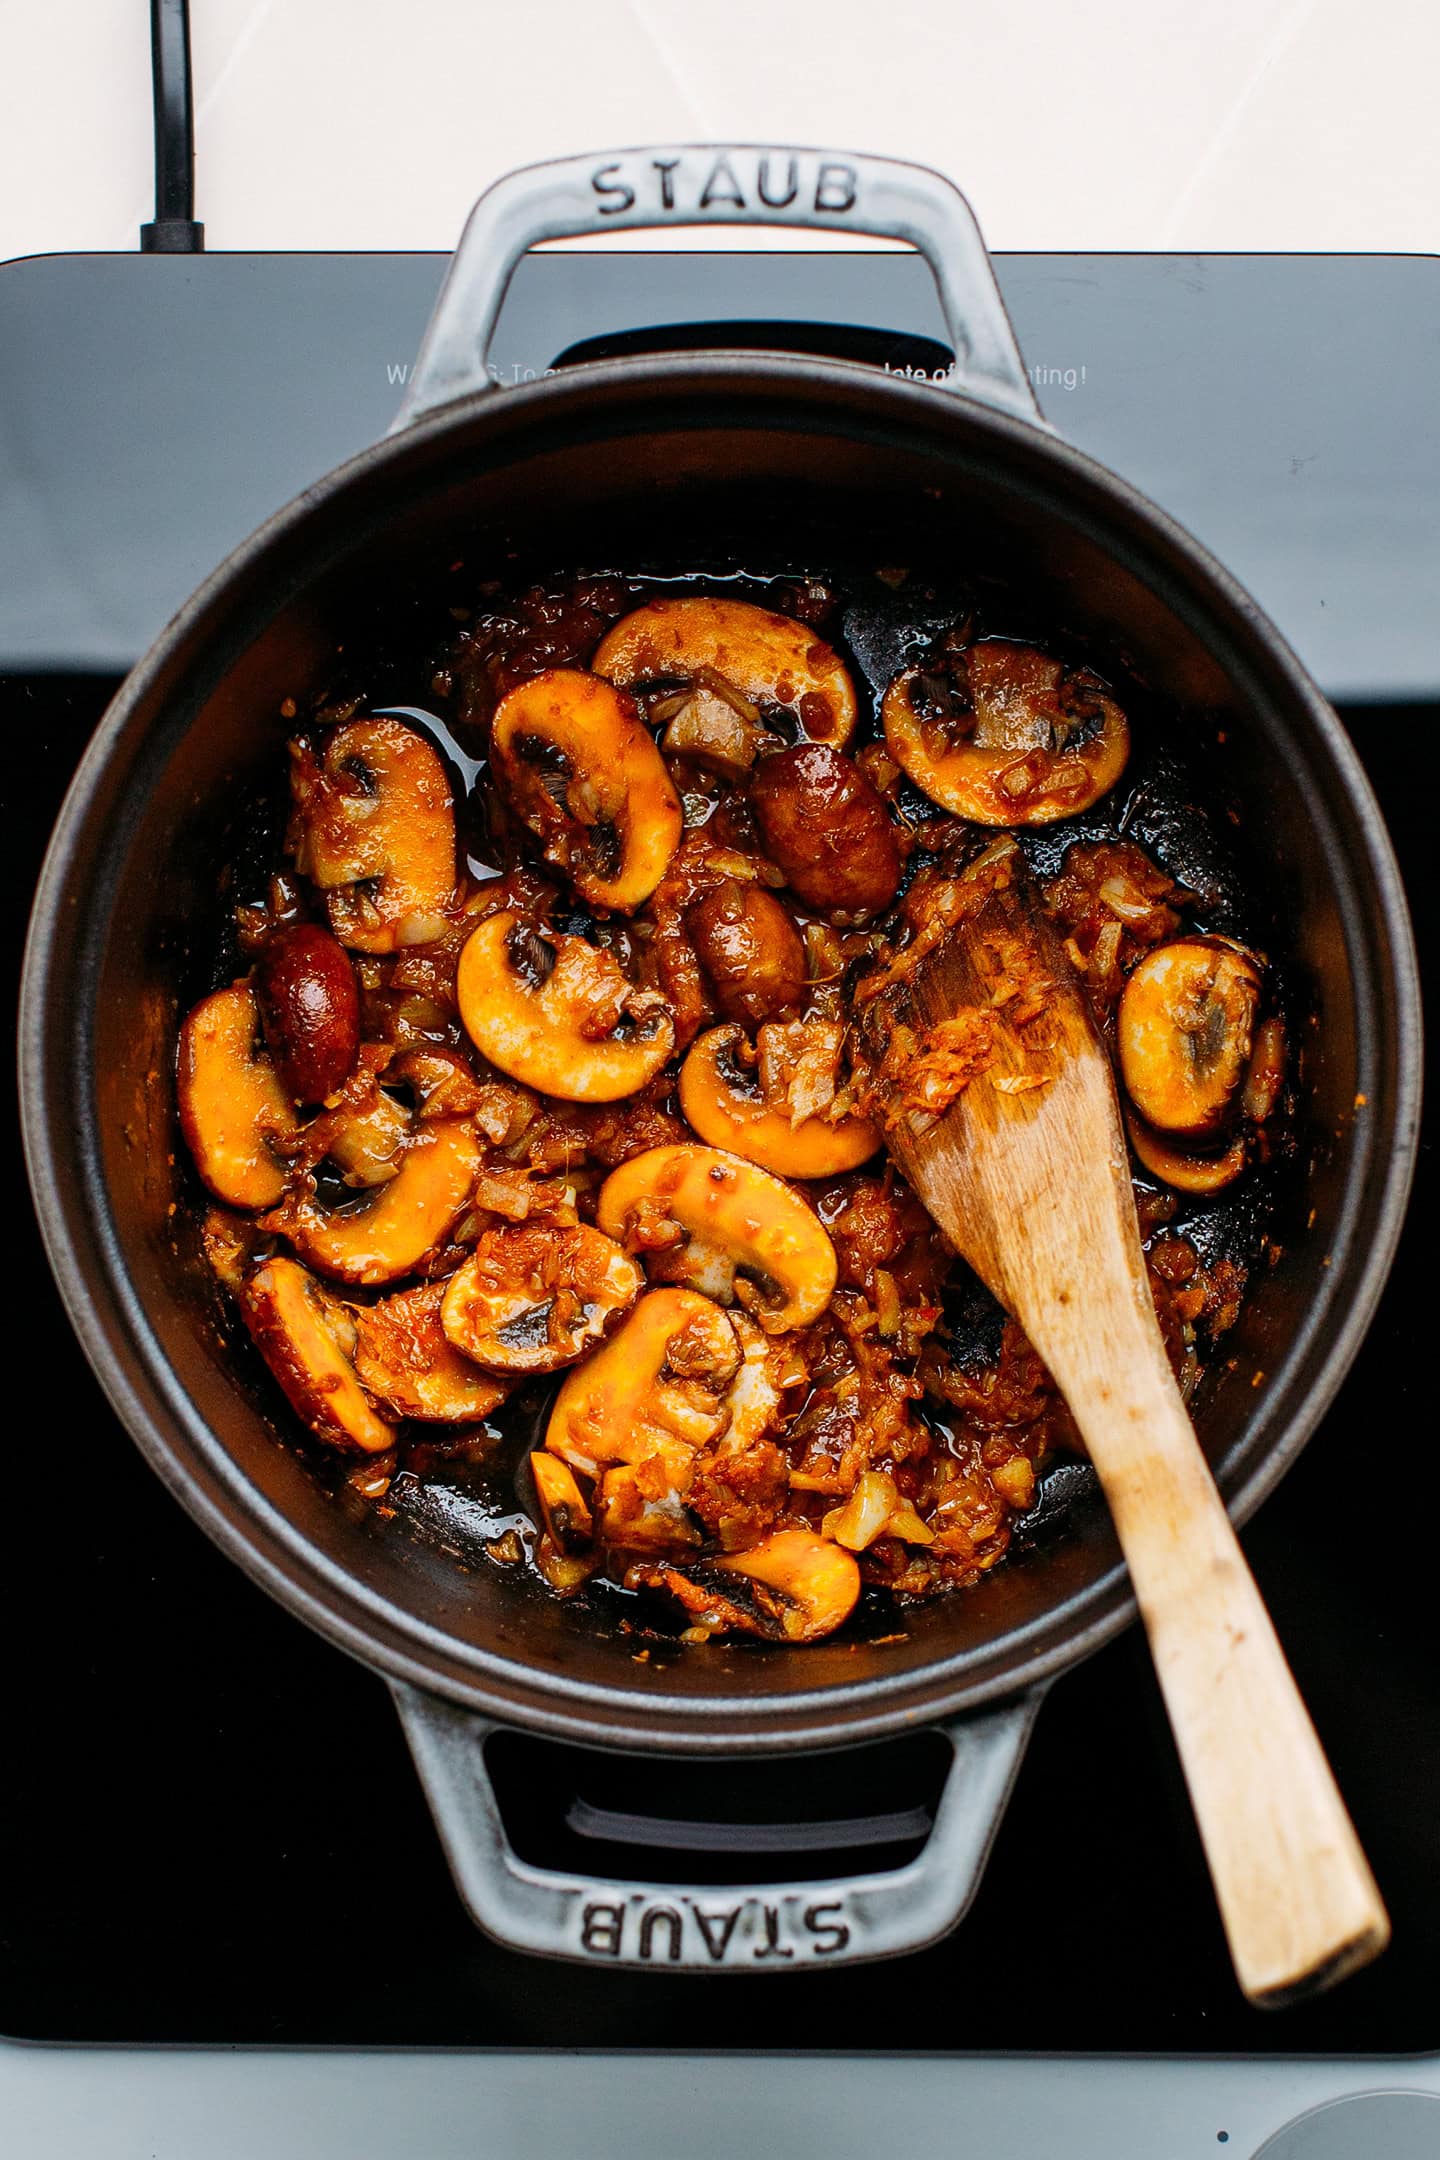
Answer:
[{"left": 3, "top": 250, "right": 1434, "bottom": 2051}]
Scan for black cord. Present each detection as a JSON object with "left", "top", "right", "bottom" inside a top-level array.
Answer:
[{"left": 140, "top": 0, "right": 204, "bottom": 253}]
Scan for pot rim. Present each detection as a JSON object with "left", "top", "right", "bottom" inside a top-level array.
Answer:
[{"left": 20, "top": 351, "right": 1424, "bottom": 1753}]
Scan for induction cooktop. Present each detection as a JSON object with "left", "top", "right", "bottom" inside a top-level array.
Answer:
[{"left": 3, "top": 243, "right": 1436, "bottom": 2160}]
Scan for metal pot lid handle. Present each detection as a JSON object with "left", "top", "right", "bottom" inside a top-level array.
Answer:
[
  {"left": 391, "top": 1680, "right": 1043, "bottom": 1972},
  {"left": 390, "top": 145, "right": 1042, "bottom": 431}
]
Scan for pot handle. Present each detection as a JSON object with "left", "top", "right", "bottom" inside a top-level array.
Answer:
[
  {"left": 390, "top": 1680, "right": 1042, "bottom": 1971},
  {"left": 390, "top": 145, "right": 1041, "bottom": 432}
]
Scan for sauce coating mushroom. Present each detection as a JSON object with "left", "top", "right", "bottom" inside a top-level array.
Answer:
[
  {"left": 240, "top": 1256, "right": 395, "bottom": 1455},
  {"left": 750, "top": 742, "right": 903, "bottom": 918},
  {"left": 261, "top": 1117, "right": 481, "bottom": 1284}
]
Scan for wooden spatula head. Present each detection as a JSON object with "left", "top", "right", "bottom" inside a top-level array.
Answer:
[{"left": 855, "top": 841, "right": 1389, "bottom": 2007}]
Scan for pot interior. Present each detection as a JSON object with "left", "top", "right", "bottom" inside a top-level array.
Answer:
[{"left": 38, "top": 361, "right": 1403, "bottom": 1747}]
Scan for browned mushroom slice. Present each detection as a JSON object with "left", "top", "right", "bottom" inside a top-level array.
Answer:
[
  {"left": 883, "top": 640, "right": 1129, "bottom": 824},
  {"left": 628, "top": 1527, "right": 861, "bottom": 1642},
  {"left": 240, "top": 1255, "right": 395, "bottom": 1454},
  {"left": 1126, "top": 1107, "right": 1248, "bottom": 1194},
  {"left": 261, "top": 1117, "right": 481, "bottom": 1284},
  {"left": 594, "top": 596, "right": 859, "bottom": 748},
  {"left": 441, "top": 1221, "right": 640, "bottom": 1376},
  {"left": 1118, "top": 937, "right": 1264, "bottom": 1137},
  {"left": 290, "top": 714, "right": 456, "bottom": 952},
  {"left": 457, "top": 910, "right": 674, "bottom": 1103},
  {"left": 544, "top": 1287, "right": 742, "bottom": 1474},
  {"left": 595, "top": 1144, "right": 838, "bottom": 1334},
  {"left": 679, "top": 1025, "right": 881, "bottom": 1178},
  {"left": 490, "top": 668, "right": 683, "bottom": 911},
  {"left": 178, "top": 984, "right": 300, "bottom": 1208},
  {"left": 350, "top": 1280, "right": 512, "bottom": 1423},
  {"left": 530, "top": 1452, "right": 595, "bottom": 1553}
]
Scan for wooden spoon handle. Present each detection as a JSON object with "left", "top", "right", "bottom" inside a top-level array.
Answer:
[{"left": 1054, "top": 1295, "right": 1389, "bottom": 2006}]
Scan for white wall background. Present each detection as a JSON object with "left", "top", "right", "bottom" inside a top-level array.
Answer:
[{"left": 1, "top": 0, "right": 1438, "bottom": 265}]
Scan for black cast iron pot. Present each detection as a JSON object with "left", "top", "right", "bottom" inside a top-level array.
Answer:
[{"left": 19, "top": 147, "right": 1422, "bottom": 1972}]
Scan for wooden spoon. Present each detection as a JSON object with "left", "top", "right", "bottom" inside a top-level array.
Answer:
[{"left": 858, "top": 851, "right": 1389, "bottom": 2006}]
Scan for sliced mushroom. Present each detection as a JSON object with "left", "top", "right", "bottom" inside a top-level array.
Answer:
[
  {"left": 1126, "top": 1107, "right": 1248, "bottom": 1194},
  {"left": 456, "top": 910, "right": 674, "bottom": 1103},
  {"left": 628, "top": 1527, "right": 860, "bottom": 1642},
  {"left": 490, "top": 668, "right": 683, "bottom": 911},
  {"left": 529, "top": 1452, "right": 594, "bottom": 1552},
  {"left": 883, "top": 640, "right": 1129, "bottom": 824},
  {"left": 545, "top": 1287, "right": 742, "bottom": 1474},
  {"left": 680, "top": 1026, "right": 881, "bottom": 1177},
  {"left": 261, "top": 1117, "right": 481, "bottom": 1284},
  {"left": 240, "top": 1255, "right": 395, "bottom": 1454},
  {"left": 350, "top": 1280, "right": 511, "bottom": 1423},
  {"left": 595, "top": 1144, "right": 838, "bottom": 1333},
  {"left": 290, "top": 714, "right": 456, "bottom": 952},
  {"left": 441, "top": 1221, "right": 640, "bottom": 1375},
  {"left": 1118, "top": 937, "right": 1263, "bottom": 1136},
  {"left": 594, "top": 596, "right": 858, "bottom": 748},
  {"left": 178, "top": 984, "right": 299, "bottom": 1208}
]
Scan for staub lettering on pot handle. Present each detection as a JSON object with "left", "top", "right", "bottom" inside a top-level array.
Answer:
[
  {"left": 390, "top": 145, "right": 1042, "bottom": 431},
  {"left": 391, "top": 1681, "right": 1042, "bottom": 1972}
]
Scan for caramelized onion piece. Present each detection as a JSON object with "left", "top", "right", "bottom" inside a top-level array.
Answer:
[
  {"left": 1118, "top": 937, "right": 1263, "bottom": 1136},
  {"left": 490, "top": 667, "right": 682, "bottom": 911},
  {"left": 594, "top": 596, "right": 858, "bottom": 747},
  {"left": 595, "top": 1143, "right": 838, "bottom": 1334},
  {"left": 457, "top": 910, "right": 674, "bottom": 1103},
  {"left": 530, "top": 1452, "right": 594, "bottom": 1552},
  {"left": 680, "top": 1025, "right": 880, "bottom": 1178},
  {"left": 883, "top": 641, "right": 1129, "bottom": 824},
  {"left": 178, "top": 984, "right": 299, "bottom": 1209},
  {"left": 441, "top": 1221, "right": 640, "bottom": 1375},
  {"left": 241, "top": 1255, "right": 394, "bottom": 1454},
  {"left": 290, "top": 714, "right": 456, "bottom": 952}
]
